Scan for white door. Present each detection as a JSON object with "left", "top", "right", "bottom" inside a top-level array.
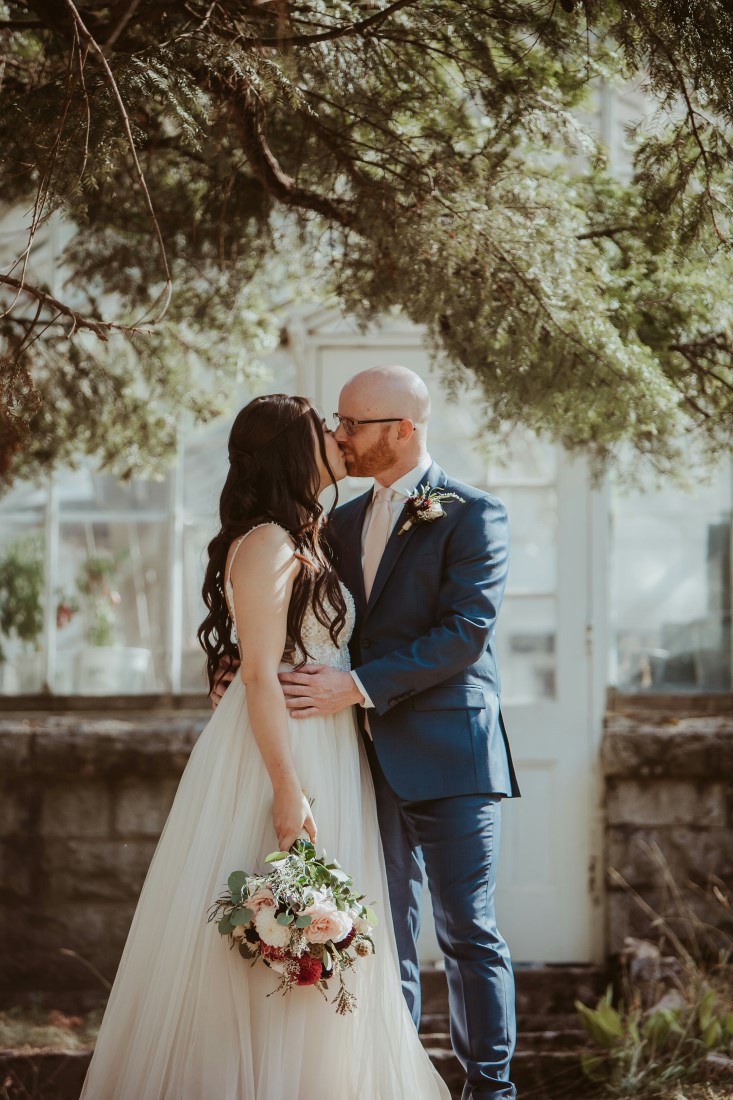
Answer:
[{"left": 292, "top": 313, "right": 607, "bottom": 963}]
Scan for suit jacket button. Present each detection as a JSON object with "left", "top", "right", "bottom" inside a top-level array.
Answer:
[{"left": 362, "top": 638, "right": 371, "bottom": 649}]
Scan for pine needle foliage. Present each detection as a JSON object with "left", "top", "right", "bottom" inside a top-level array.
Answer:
[{"left": 1, "top": 1, "right": 733, "bottom": 483}]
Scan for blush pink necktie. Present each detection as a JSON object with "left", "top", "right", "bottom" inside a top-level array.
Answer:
[{"left": 363, "top": 485, "right": 396, "bottom": 601}]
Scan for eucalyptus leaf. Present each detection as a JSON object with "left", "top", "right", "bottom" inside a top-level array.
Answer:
[
  {"left": 227, "top": 871, "right": 247, "bottom": 896},
  {"left": 231, "top": 907, "right": 254, "bottom": 927},
  {"left": 276, "top": 912, "right": 294, "bottom": 926}
]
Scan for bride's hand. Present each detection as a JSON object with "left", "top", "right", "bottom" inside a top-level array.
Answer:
[{"left": 273, "top": 783, "right": 317, "bottom": 851}]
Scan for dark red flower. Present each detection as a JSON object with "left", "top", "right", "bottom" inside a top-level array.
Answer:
[
  {"left": 296, "top": 956, "right": 323, "bottom": 986},
  {"left": 260, "top": 944, "right": 287, "bottom": 961}
]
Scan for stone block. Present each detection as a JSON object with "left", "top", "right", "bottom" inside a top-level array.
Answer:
[
  {"left": 41, "top": 837, "right": 156, "bottom": 901},
  {"left": 36, "top": 898, "right": 136, "bottom": 984},
  {"left": 40, "top": 782, "right": 112, "bottom": 839},
  {"left": 113, "top": 777, "right": 178, "bottom": 837},
  {"left": 0, "top": 724, "right": 34, "bottom": 772},
  {"left": 606, "top": 779, "right": 726, "bottom": 828},
  {"left": 0, "top": 838, "right": 32, "bottom": 901},
  {"left": 32, "top": 717, "right": 203, "bottom": 778},
  {"left": 0, "top": 786, "right": 33, "bottom": 837},
  {"left": 603, "top": 714, "right": 733, "bottom": 779},
  {"left": 606, "top": 826, "right": 733, "bottom": 889}
]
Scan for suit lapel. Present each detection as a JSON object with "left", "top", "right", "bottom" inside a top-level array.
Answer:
[{"left": 365, "top": 462, "right": 448, "bottom": 617}]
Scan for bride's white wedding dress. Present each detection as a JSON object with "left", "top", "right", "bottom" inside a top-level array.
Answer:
[{"left": 81, "top": 525, "right": 449, "bottom": 1100}]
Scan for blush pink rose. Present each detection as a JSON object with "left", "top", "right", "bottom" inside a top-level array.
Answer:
[
  {"left": 247, "top": 886, "right": 276, "bottom": 916},
  {"left": 303, "top": 902, "right": 353, "bottom": 945}
]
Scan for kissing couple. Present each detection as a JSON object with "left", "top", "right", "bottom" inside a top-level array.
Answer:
[{"left": 81, "top": 365, "right": 520, "bottom": 1100}]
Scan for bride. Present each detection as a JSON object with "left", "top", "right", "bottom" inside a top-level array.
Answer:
[{"left": 80, "top": 393, "right": 449, "bottom": 1100}]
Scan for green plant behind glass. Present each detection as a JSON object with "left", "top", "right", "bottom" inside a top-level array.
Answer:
[
  {"left": 76, "top": 553, "right": 125, "bottom": 647},
  {"left": 0, "top": 535, "right": 45, "bottom": 663}
]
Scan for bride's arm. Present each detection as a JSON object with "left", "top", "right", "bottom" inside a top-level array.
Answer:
[{"left": 229, "top": 525, "right": 317, "bottom": 851}]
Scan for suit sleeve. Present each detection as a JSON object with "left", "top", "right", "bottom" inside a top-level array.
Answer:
[{"left": 353, "top": 495, "right": 509, "bottom": 715}]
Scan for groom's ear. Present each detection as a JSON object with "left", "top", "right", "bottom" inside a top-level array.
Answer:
[{"left": 396, "top": 419, "right": 415, "bottom": 441}]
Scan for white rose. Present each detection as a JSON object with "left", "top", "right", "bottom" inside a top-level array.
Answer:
[
  {"left": 254, "top": 908, "right": 292, "bottom": 949},
  {"left": 422, "top": 500, "right": 444, "bottom": 519},
  {"left": 354, "top": 916, "right": 372, "bottom": 935}
]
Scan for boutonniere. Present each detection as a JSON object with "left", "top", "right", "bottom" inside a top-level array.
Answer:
[{"left": 397, "top": 483, "right": 465, "bottom": 536}]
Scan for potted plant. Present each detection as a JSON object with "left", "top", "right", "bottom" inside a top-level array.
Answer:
[
  {"left": 0, "top": 535, "right": 45, "bottom": 693},
  {"left": 75, "top": 552, "right": 153, "bottom": 694}
]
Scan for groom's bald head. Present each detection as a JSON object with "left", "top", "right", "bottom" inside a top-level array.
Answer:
[
  {"left": 341, "top": 365, "right": 431, "bottom": 429},
  {"left": 336, "top": 365, "right": 431, "bottom": 481}
]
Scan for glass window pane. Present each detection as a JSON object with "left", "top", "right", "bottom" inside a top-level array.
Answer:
[
  {"left": 0, "top": 523, "right": 46, "bottom": 694},
  {"left": 58, "top": 468, "right": 168, "bottom": 514},
  {"left": 498, "top": 596, "right": 556, "bottom": 702},
  {"left": 183, "top": 418, "right": 232, "bottom": 516},
  {"left": 487, "top": 428, "right": 558, "bottom": 483},
  {"left": 56, "top": 522, "right": 169, "bottom": 694},
  {"left": 181, "top": 519, "right": 218, "bottom": 692},
  {"left": 612, "top": 464, "right": 732, "bottom": 692},
  {"left": 500, "top": 487, "right": 557, "bottom": 594}
]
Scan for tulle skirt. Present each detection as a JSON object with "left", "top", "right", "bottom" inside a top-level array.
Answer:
[{"left": 80, "top": 669, "right": 449, "bottom": 1099}]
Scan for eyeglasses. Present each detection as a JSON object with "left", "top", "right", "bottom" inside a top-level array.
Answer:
[{"left": 332, "top": 413, "right": 405, "bottom": 437}]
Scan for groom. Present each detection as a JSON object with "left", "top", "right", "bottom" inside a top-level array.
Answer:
[{"left": 281, "top": 365, "right": 520, "bottom": 1099}]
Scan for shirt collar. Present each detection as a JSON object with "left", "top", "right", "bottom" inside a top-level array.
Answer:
[{"left": 375, "top": 454, "right": 432, "bottom": 499}]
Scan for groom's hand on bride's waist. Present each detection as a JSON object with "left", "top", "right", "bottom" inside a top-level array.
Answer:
[
  {"left": 279, "top": 664, "right": 364, "bottom": 718},
  {"left": 210, "top": 659, "right": 239, "bottom": 709}
]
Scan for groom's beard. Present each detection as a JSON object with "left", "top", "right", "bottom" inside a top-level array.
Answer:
[{"left": 342, "top": 426, "right": 398, "bottom": 478}]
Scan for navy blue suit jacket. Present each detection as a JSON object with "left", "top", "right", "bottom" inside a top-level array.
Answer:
[{"left": 329, "top": 461, "right": 520, "bottom": 801}]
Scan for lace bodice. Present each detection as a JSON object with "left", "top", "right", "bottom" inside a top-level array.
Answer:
[{"left": 225, "top": 523, "right": 355, "bottom": 672}]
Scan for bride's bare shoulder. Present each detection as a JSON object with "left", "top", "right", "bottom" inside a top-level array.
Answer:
[{"left": 227, "top": 523, "right": 298, "bottom": 580}]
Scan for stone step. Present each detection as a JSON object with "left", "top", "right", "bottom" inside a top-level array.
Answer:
[
  {"left": 421, "top": 1026, "right": 588, "bottom": 1054},
  {"left": 0, "top": 1045, "right": 592, "bottom": 1100},
  {"left": 421, "top": 1011, "right": 586, "bottom": 1038},
  {"left": 421, "top": 962, "right": 607, "bottom": 1017},
  {"left": 427, "top": 1047, "right": 589, "bottom": 1100},
  {"left": 0, "top": 967, "right": 605, "bottom": 1099},
  {"left": 0, "top": 1048, "right": 91, "bottom": 1100}
]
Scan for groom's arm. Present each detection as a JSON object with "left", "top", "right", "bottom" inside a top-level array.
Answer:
[{"left": 281, "top": 496, "right": 508, "bottom": 718}]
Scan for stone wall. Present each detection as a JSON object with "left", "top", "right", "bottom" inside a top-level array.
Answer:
[
  {"left": 603, "top": 710, "right": 733, "bottom": 955},
  {"left": 2, "top": 706, "right": 732, "bottom": 1007},
  {"left": 0, "top": 713, "right": 207, "bottom": 1007}
]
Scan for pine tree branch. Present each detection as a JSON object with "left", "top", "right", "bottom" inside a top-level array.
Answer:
[
  {"left": 577, "top": 225, "right": 635, "bottom": 240},
  {"left": 237, "top": 94, "right": 357, "bottom": 229},
  {"left": 61, "top": 0, "right": 173, "bottom": 322},
  {"left": 244, "top": 0, "right": 419, "bottom": 48},
  {"left": 0, "top": 274, "right": 153, "bottom": 340}
]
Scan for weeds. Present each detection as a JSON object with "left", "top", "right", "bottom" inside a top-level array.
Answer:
[{"left": 577, "top": 843, "right": 733, "bottom": 1098}]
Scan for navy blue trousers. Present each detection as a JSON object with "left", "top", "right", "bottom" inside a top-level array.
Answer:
[{"left": 365, "top": 739, "right": 516, "bottom": 1099}]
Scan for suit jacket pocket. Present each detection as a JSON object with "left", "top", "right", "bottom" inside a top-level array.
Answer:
[{"left": 412, "top": 685, "right": 486, "bottom": 710}]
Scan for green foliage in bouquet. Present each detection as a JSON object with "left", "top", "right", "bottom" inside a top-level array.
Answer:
[{"left": 209, "top": 839, "right": 377, "bottom": 1015}]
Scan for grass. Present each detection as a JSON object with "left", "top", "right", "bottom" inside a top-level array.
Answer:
[
  {"left": 577, "top": 843, "right": 733, "bottom": 1099},
  {"left": 0, "top": 1007, "right": 102, "bottom": 1054}
]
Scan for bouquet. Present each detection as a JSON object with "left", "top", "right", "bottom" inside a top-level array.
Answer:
[{"left": 209, "top": 839, "right": 377, "bottom": 1014}]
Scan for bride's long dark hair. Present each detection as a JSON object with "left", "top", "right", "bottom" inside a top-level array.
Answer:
[{"left": 197, "top": 394, "right": 346, "bottom": 692}]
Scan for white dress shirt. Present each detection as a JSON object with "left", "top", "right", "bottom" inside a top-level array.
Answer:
[{"left": 351, "top": 454, "right": 433, "bottom": 709}]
